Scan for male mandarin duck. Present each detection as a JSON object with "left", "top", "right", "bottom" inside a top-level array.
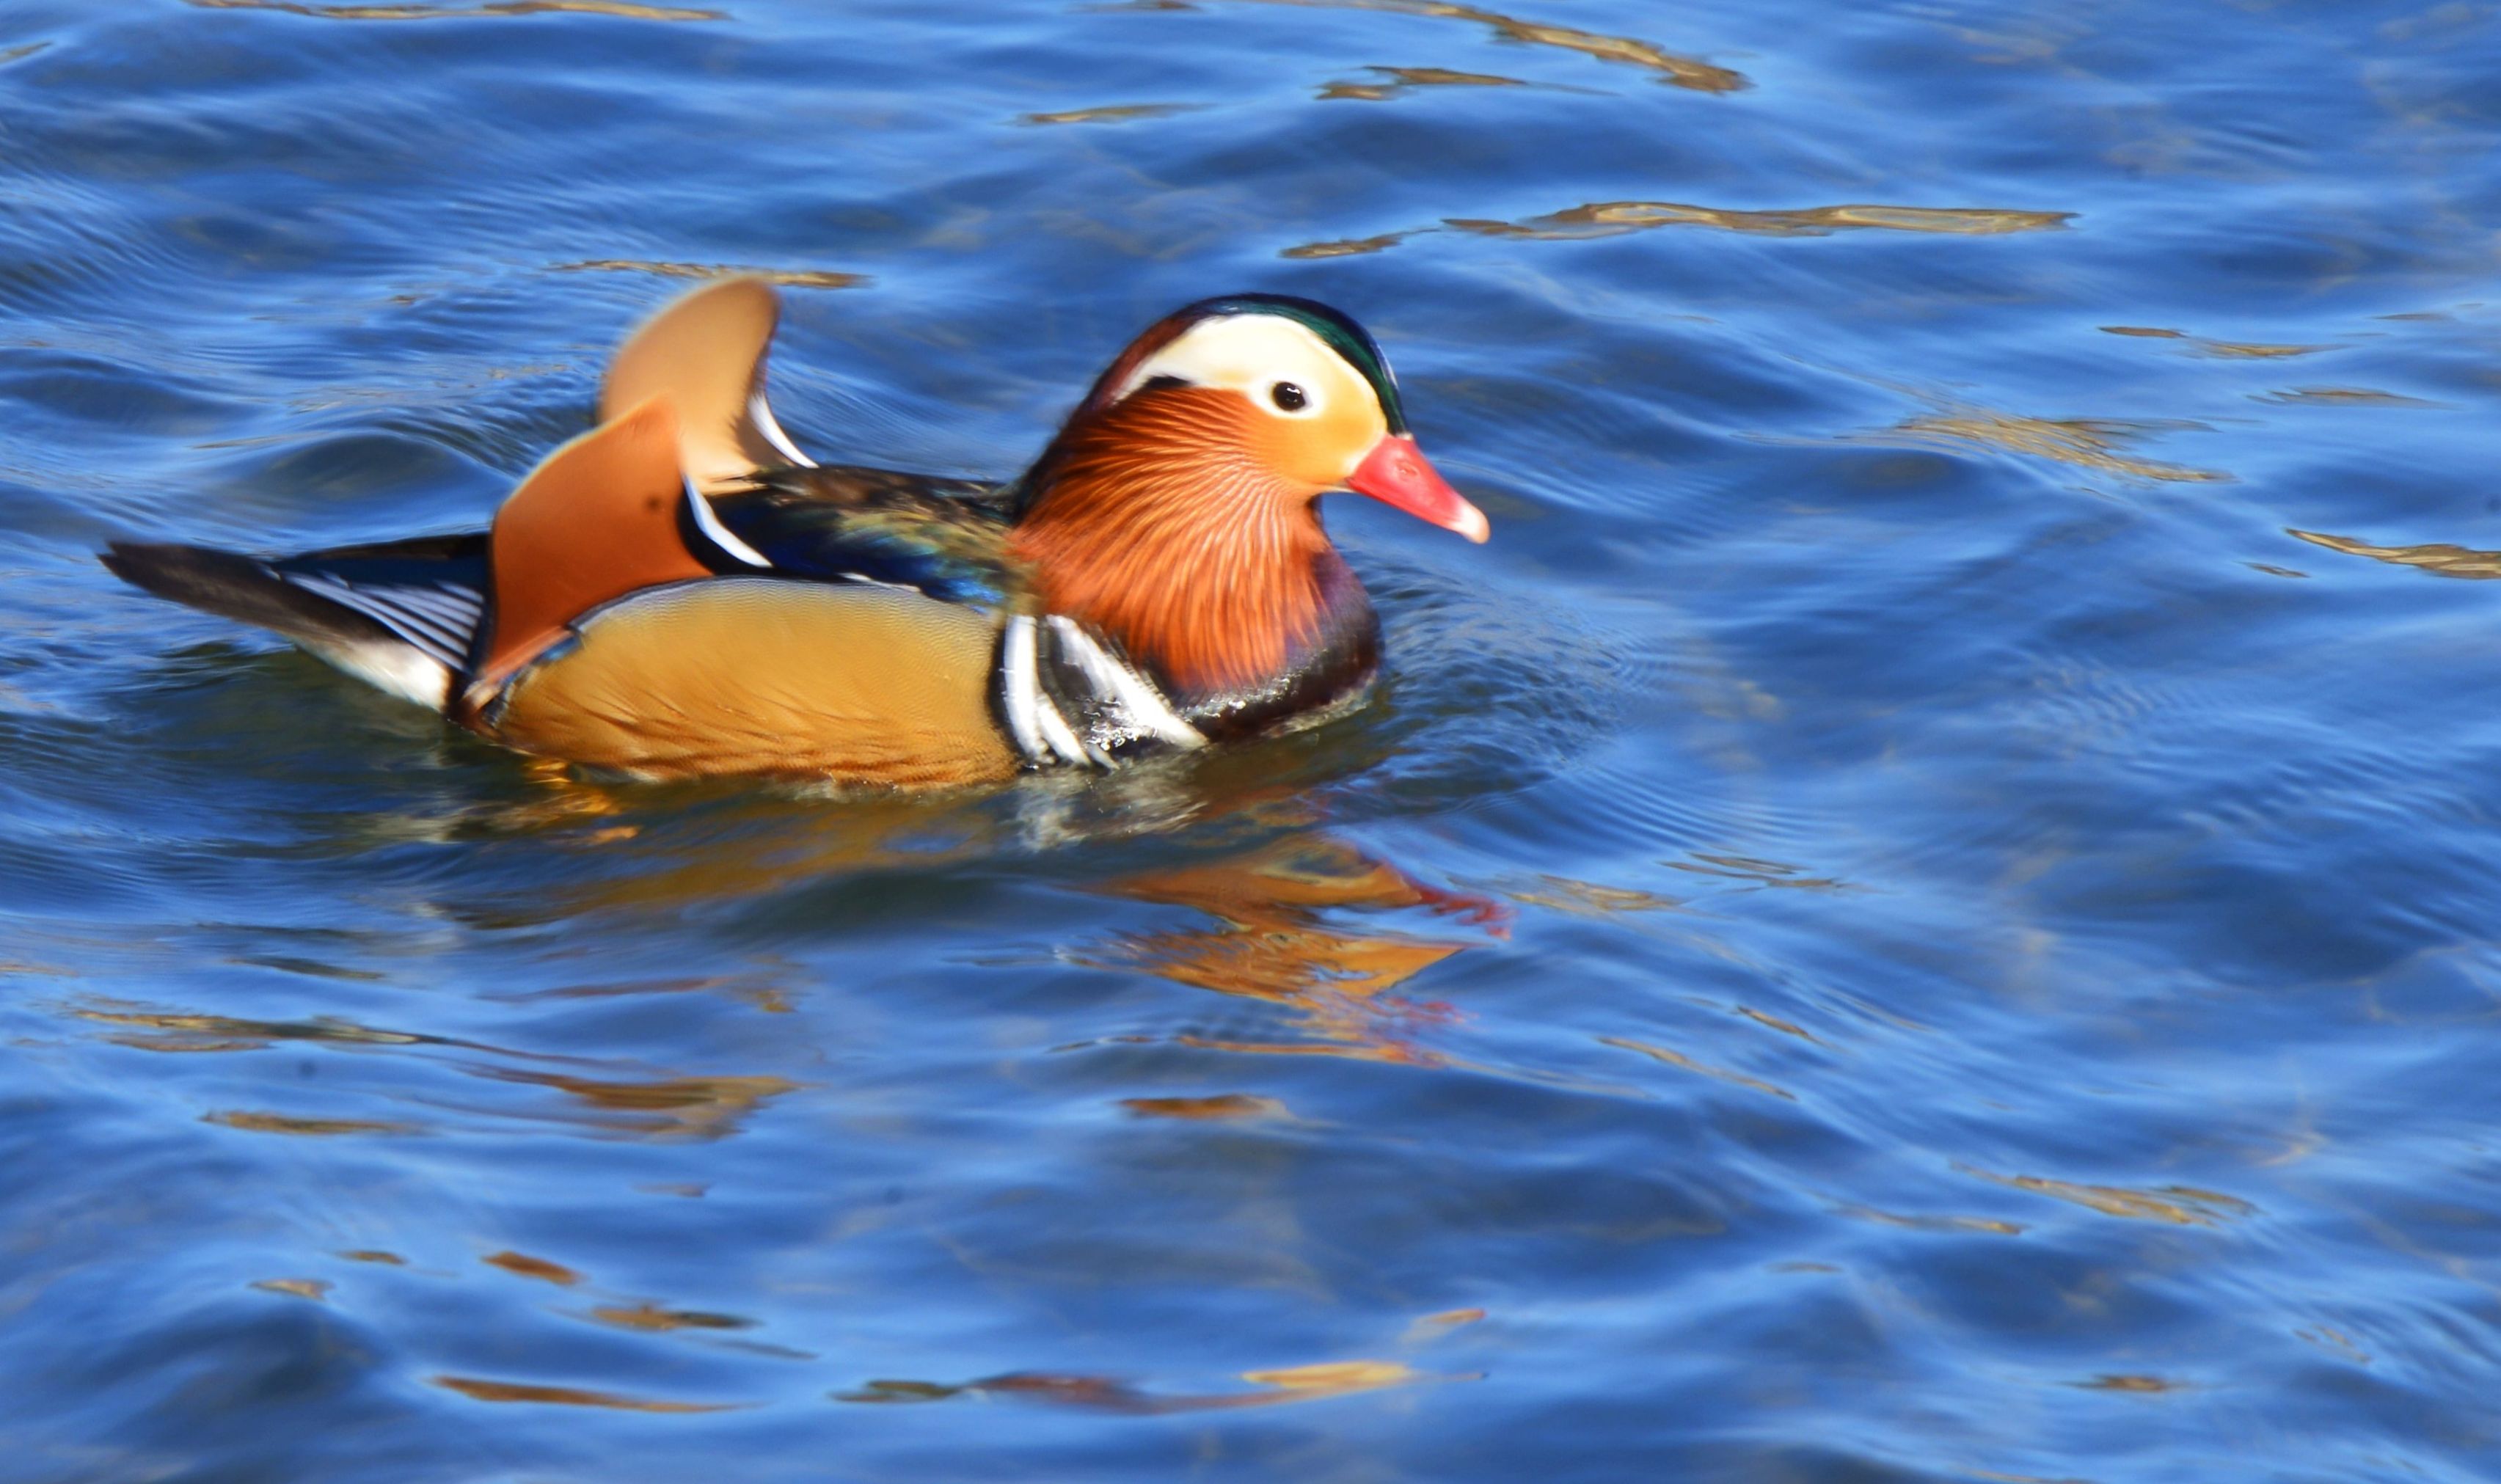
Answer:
[{"left": 103, "top": 281, "right": 1489, "bottom": 787}]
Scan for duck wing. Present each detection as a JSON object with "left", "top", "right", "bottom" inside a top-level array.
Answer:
[
  {"left": 705, "top": 464, "right": 1026, "bottom": 610},
  {"left": 596, "top": 275, "right": 1031, "bottom": 610}
]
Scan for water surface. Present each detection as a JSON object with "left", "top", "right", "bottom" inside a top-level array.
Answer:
[{"left": 4, "top": 1, "right": 2500, "bottom": 1479}]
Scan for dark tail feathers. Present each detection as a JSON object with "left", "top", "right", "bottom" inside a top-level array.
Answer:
[{"left": 102, "top": 541, "right": 403, "bottom": 654}]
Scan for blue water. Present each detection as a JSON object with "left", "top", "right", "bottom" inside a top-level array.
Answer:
[{"left": 6, "top": 1, "right": 2501, "bottom": 1478}]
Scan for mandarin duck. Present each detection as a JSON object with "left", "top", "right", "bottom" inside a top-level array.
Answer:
[{"left": 104, "top": 281, "right": 1488, "bottom": 787}]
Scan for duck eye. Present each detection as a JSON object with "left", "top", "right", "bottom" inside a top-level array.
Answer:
[{"left": 1270, "top": 381, "right": 1307, "bottom": 412}]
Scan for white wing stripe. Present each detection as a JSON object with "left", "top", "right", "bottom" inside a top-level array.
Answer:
[
  {"left": 284, "top": 573, "right": 478, "bottom": 670},
  {"left": 1033, "top": 690, "right": 1092, "bottom": 766},
  {"left": 1045, "top": 617, "right": 1205, "bottom": 749},
  {"left": 340, "top": 599, "right": 465, "bottom": 656},
  {"left": 1000, "top": 616, "right": 1049, "bottom": 764},
  {"left": 748, "top": 390, "right": 816, "bottom": 468},
  {"left": 684, "top": 477, "right": 773, "bottom": 569}
]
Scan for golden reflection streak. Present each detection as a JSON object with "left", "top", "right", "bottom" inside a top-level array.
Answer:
[
  {"left": 2294, "top": 1326, "right": 2370, "bottom": 1364},
  {"left": 840, "top": 1358, "right": 1442, "bottom": 1411},
  {"left": 1246, "top": 0, "right": 1745, "bottom": 92},
  {"left": 1399, "top": 1307, "right": 1486, "bottom": 1344},
  {"left": 1019, "top": 103, "right": 1200, "bottom": 125},
  {"left": 1318, "top": 65, "right": 1525, "bottom": 100},
  {"left": 1450, "top": 201, "right": 2071, "bottom": 240},
  {"left": 80, "top": 998, "right": 794, "bottom": 1141},
  {"left": 2071, "top": 1373, "right": 2187, "bottom": 1393},
  {"left": 1597, "top": 1034, "right": 1793, "bottom": 1101},
  {"left": 467, "top": 1069, "right": 800, "bottom": 1140},
  {"left": 1494, "top": 873, "right": 1681, "bottom": 916},
  {"left": 557, "top": 260, "right": 866, "bottom": 289},
  {"left": 1960, "top": 1166, "right": 2255, "bottom": 1226},
  {"left": 1866, "top": 408, "right": 2227, "bottom": 484},
  {"left": 2255, "top": 387, "right": 2445, "bottom": 408},
  {"left": 204, "top": 1110, "right": 422, "bottom": 1136},
  {"left": 81, "top": 1004, "right": 433, "bottom": 1052},
  {"left": 2287, "top": 529, "right": 2501, "bottom": 579},
  {"left": 433, "top": 1375, "right": 747, "bottom": 1411},
  {"left": 252, "top": 1278, "right": 333, "bottom": 1301},
  {"left": 1279, "top": 231, "right": 1419, "bottom": 260},
  {"left": 1832, "top": 1202, "right": 2023, "bottom": 1236},
  {"left": 187, "top": 0, "right": 721, "bottom": 18},
  {"left": 1736, "top": 1006, "right": 1824, "bottom": 1045},
  {"left": 591, "top": 1303, "right": 756, "bottom": 1331},
  {"left": 1106, "top": 927, "right": 1461, "bottom": 1002},
  {"left": 1119, "top": 1093, "right": 1288, "bottom": 1119},
  {"left": 2100, "top": 325, "right": 2327, "bottom": 358},
  {"left": 484, "top": 1250, "right": 582, "bottom": 1285},
  {"left": 2202, "top": 342, "right": 2326, "bottom": 359}
]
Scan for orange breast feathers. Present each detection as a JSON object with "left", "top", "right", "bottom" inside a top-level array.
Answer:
[{"left": 1011, "top": 389, "right": 1332, "bottom": 698}]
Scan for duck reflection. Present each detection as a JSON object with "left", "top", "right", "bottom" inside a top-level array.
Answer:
[
  {"left": 1080, "top": 834, "right": 1503, "bottom": 1064},
  {"left": 423, "top": 712, "right": 1406, "bottom": 924}
]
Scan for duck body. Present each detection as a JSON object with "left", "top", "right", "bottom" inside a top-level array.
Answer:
[{"left": 105, "top": 282, "right": 1483, "bottom": 788}]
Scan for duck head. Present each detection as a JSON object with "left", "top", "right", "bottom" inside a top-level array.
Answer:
[{"left": 1012, "top": 294, "right": 1486, "bottom": 701}]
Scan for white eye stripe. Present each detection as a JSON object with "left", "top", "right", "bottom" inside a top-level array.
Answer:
[{"left": 1113, "top": 315, "right": 1348, "bottom": 417}]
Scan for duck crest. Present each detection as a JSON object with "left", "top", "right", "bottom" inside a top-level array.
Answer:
[{"left": 1011, "top": 387, "right": 1348, "bottom": 701}]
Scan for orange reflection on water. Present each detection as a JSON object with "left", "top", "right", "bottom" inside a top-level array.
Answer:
[
  {"left": 469, "top": 1068, "right": 800, "bottom": 1141},
  {"left": 80, "top": 1004, "right": 433, "bottom": 1053},
  {"left": 1119, "top": 1092, "right": 1288, "bottom": 1119},
  {"left": 188, "top": 0, "right": 721, "bottom": 18},
  {"left": 841, "top": 1356, "right": 1439, "bottom": 1411},
  {"left": 251, "top": 1278, "right": 333, "bottom": 1301},
  {"left": 85, "top": 996, "right": 795, "bottom": 1141},
  {"left": 589, "top": 1302, "right": 756, "bottom": 1332},
  {"left": 2101, "top": 324, "right": 2329, "bottom": 359},
  {"left": 1960, "top": 1166, "right": 2256, "bottom": 1226},
  {"left": 433, "top": 1375, "right": 747, "bottom": 1412},
  {"left": 1865, "top": 406, "right": 2227, "bottom": 484},
  {"left": 2254, "top": 387, "right": 2444, "bottom": 408},
  {"left": 1318, "top": 65, "right": 1526, "bottom": 100},
  {"left": 1018, "top": 103, "right": 1201, "bottom": 125},
  {"left": 204, "top": 1110, "right": 423, "bottom": 1136},
  {"left": 1296, "top": 200, "right": 2069, "bottom": 260},
  {"left": 1450, "top": 200, "right": 2072, "bottom": 240},
  {"left": 483, "top": 1249, "right": 582, "bottom": 1286},
  {"left": 1279, "top": 231, "right": 1420, "bottom": 259},
  {"left": 2288, "top": 529, "right": 2501, "bottom": 578},
  {"left": 1252, "top": 0, "right": 1746, "bottom": 92},
  {"left": 1087, "top": 836, "right": 1501, "bottom": 1064},
  {"left": 556, "top": 260, "right": 866, "bottom": 289}
]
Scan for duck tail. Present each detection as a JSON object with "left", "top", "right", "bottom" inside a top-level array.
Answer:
[
  {"left": 600, "top": 274, "right": 815, "bottom": 495},
  {"left": 101, "top": 541, "right": 466, "bottom": 711}
]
